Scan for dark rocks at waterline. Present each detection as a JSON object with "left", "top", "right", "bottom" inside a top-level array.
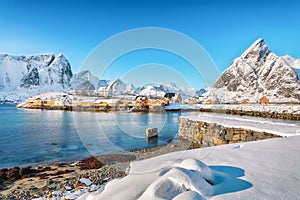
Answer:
[
  {"left": 0, "top": 154, "right": 137, "bottom": 191},
  {"left": 79, "top": 157, "right": 104, "bottom": 170},
  {"left": 37, "top": 169, "right": 75, "bottom": 180},
  {"left": 0, "top": 166, "right": 43, "bottom": 187},
  {"left": 0, "top": 165, "right": 72, "bottom": 188},
  {"left": 78, "top": 154, "right": 137, "bottom": 170}
]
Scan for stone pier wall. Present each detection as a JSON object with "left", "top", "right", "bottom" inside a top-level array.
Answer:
[
  {"left": 179, "top": 117, "right": 281, "bottom": 147},
  {"left": 198, "top": 108, "right": 300, "bottom": 121}
]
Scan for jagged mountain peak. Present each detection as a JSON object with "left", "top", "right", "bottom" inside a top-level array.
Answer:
[
  {"left": 166, "top": 82, "right": 178, "bottom": 88},
  {"left": 72, "top": 69, "right": 99, "bottom": 90},
  {"left": 51, "top": 53, "right": 69, "bottom": 64},
  {"left": 106, "top": 78, "right": 127, "bottom": 95},
  {"left": 108, "top": 78, "right": 125, "bottom": 87},
  {"left": 209, "top": 39, "right": 300, "bottom": 102},
  {"left": 75, "top": 69, "right": 93, "bottom": 77},
  {"left": 0, "top": 53, "right": 73, "bottom": 102},
  {"left": 240, "top": 38, "right": 270, "bottom": 66},
  {"left": 56, "top": 52, "right": 64, "bottom": 57}
]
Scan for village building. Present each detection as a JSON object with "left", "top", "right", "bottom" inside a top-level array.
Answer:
[
  {"left": 96, "top": 87, "right": 112, "bottom": 97},
  {"left": 205, "top": 99, "right": 214, "bottom": 104},
  {"left": 260, "top": 96, "right": 269, "bottom": 104}
]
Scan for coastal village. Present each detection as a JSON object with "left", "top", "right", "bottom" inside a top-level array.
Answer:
[
  {"left": 16, "top": 89, "right": 183, "bottom": 112},
  {"left": 16, "top": 86, "right": 300, "bottom": 122},
  {"left": 16, "top": 87, "right": 274, "bottom": 112}
]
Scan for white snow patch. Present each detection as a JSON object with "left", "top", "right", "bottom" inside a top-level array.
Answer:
[
  {"left": 77, "top": 135, "right": 300, "bottom": 199},
  {"left": 182, "top": 112, "right": 300, "bottom": 137}
]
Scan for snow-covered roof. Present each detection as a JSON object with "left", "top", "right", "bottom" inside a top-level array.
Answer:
[{"left": 94, "top": 99, "right": 120, "bottom": 104}]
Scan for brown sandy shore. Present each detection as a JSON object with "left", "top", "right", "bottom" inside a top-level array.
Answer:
[{"left": 0, "top": 140, "right": 195, "bottom": 200}]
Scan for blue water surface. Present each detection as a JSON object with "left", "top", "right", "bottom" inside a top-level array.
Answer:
[{"left": 0, "top": 104, "right": 190, "bottom": 168}]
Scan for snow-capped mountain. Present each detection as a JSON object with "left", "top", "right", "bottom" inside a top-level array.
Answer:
[
  {"left": 194, "top": 88, "right": 207, "bottom": 97},
  {"left": 282, "top": 55, "right": 300, "bottom": 80},
  {"left": 0, "top": 53, "right": 207, "bottom": 102},
  {"left": 208, "top": 38, "right": 300, "bottom": 102},
  {"left": 106, "top": 78, "right": 127, "bottom": 95},
  {"left": 0, "top": 53, "right": 72, "bottom": 102},
  {"left": 94, "top": 79, "right": 202, "bottom": 99},
  {"left": 125, "top": 84, "right": 136, "bottom": 95},
  {"left": 72, "top": 70, "right": 99, "bottom": 90},
  {"left": 134, "top": 82, "right": 202, "bottom": 99}
]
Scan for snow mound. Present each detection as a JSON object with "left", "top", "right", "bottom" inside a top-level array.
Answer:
[
  {"left": 172, "top": 191, "right": 206, "bottom": 200},
  {"left": 78, "top": 158, "right": 238, "bottom": 200},
  {"left": 139, "top": 159, "right": 214, "bottom": 199},
  {"left": 76, "top": 135, "right": 300, "bottom": 200}
]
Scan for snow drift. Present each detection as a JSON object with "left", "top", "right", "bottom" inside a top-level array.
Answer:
[{"left": 77, "top": 135, "right": 300, "bottom": 200}]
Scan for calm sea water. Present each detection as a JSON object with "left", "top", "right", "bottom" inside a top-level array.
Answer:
[{"left": 0, "top": 104, "right": 192, "bottom": 168}]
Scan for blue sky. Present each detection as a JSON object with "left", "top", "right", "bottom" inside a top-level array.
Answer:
[{"left": 0, "top": 0, "right": 299, "bottom": 88}]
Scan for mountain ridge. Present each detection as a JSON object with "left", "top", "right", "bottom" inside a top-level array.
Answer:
[
  {"left": 1, "top": 39, "right": 299, "bottom": 103},
  {"left": 0, "top": 53, "right": 73, "bottom": 102},
  {"left": 208, "top": 38, "right": 300, "bottom": 102}
]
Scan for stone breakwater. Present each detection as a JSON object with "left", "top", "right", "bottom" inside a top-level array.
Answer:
[
  {"left": 179, "top": 117, "right": 281, "bottom": 147},
  {"left": 198, "top": 107, "right": 300, "bottom": 121}
]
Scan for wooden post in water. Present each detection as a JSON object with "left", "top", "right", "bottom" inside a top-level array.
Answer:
[{"left": 146, "top": 128, "right": 158, "bottom": 138}]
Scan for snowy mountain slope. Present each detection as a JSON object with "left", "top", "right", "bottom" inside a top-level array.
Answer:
[
  {"left": 0, "top": 53, "right": 206, "bottom": 102},
  {"left": 72, "top": 70, "right": 99, "bottom": 90},
  {"left": 134, "top": 82, "right": 203, "bottom": 99},
  {"left": 0, "top": 53, "right": 72, "bottom": 102},
  {"left": 94, "top": 78, "right": 203, "bottom": 98},
  {"left": 106, "top": 78, "right": 127, "bottom": 95},
  {"left": 125, "top": 84, "right": 136, "bottom": 95},
  {"left": 208, "top": 38, "right": 300, "bottom": 102},
  {"left": 194, "top": 88, "right": 207, "bottom": 97},
  {"left": 283, "top": 56, "right": 300, "bottom": 80}
]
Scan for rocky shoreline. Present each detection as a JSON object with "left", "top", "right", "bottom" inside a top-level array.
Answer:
[{"left": 0, "top": 140, "right": 193, "bottom": 200}]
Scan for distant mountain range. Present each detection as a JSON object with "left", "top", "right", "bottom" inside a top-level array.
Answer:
[
  {"left": 1, "top": 38, "right": 299, "bottom": 103},
  {"left": 207, "top": 38, "right": 300, "bottom": 102},
  {"left": 0, "top": 54, "right": 204, "bottom": 102},
  {"left": 73, "top": 74, "right": 205, "bottom": 99}
]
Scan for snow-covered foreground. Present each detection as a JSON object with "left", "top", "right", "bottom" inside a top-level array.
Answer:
[
  {"left": 78, "top": 135, "right": 300, "bottom": 200},
  {"left": 183, "top": 112, "right": 300, "bottom": 137}
]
